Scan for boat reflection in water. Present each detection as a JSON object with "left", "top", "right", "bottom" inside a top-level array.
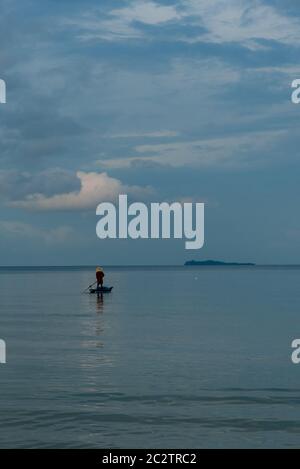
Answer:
[{"left": 96, "top": 292, "right": 104, "bottom": 312}]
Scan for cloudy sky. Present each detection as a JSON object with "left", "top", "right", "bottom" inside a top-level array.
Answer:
[{"left": 1, "top": 0, "right": 300, "bottom": 265}]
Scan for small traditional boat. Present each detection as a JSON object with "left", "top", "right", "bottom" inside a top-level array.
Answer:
[{"left": 89, "top": 286, "right": 113, "bottom": 294}]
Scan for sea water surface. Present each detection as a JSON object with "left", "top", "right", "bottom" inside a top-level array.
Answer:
[{"left": 0, "top": 265, "right": 300, "bottom": 448}]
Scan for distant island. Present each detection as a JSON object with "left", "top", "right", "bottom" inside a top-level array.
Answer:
[{"left": 185, "top": 260, "right": 256, "bottom": 266}]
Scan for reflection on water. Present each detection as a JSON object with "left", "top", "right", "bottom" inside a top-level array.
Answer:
[
  {"left": 96, "top": 293, "right": 104, "bottom": 313},
  {"left": 84, "top": 293, "right": 107, "bottom": 349}
]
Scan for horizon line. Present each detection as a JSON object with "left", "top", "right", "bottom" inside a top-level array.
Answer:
[{"left": 1, "top": 264, "right": 300, "bottom": 268}]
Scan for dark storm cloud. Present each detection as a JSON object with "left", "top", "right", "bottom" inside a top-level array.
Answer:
[{"left": 0, "top": 168, "right": 80, "bottom": 201}]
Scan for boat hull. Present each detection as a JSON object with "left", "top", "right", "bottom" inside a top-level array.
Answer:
[{"left": 89, "top": 287, "right": 113, "bottom": 294}]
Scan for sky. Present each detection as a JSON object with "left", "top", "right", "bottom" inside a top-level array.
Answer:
[{"left": 1, "top": 0, "right": 300, "bottom": 265}]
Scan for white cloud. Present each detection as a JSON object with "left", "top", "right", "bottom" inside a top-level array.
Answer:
[
  {"left": 96, "top": 157, "right": 149, "bottom": 170},
  {"left": 133, "top": 129, "right": 288, "bottom": 168},
  {"left": 184, "top": 0, "right": 300, "bottom": 48},
  {"left": 112, "top": 1, "right": 180, "bottom": 25},
  {"left": 106, "top": 130, "right": 180, "bottom": 139},
  {"left": 66, "top": 0, "right": 300, "bottom": 48},
  {"left": 66, "top": 1, "right": 180, "bottom": 41},
  {"left": 9, "top": 171, "right": 153, "bottom": 211},
  {"left": 95, "top": 129, "right": 288, "bottom": 170},
  {"left": 0, "top": 221, "right": 73, "bottom": 244}
]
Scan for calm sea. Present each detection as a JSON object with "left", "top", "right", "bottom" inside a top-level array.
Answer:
[{"left": 0, "top": 265, "right": 300, "bottom": 448}]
